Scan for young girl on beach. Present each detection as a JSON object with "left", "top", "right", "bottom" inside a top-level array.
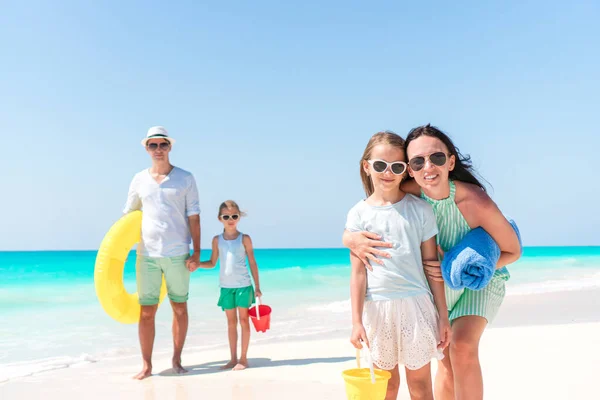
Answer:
[
  {"left": 194, "top": 200, "right": 262, "bottom": 371},
  {"left": 344, "top": 124, "right": 521, "bottom": 400},
  {"left": 347, "top": 131, "right": 451, "bottom": 400}
]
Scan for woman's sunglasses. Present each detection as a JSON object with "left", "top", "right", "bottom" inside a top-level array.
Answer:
[
  {"left": 147, "top": 142, "right": 170, "bottom": 151},
  {"left": 221, "top": 214, "right": 239, "bottom": 221},
  {"left": 409, "top": 152, "right": 447, "bottom": 171},
  {"left": 367, "top": 159, "right": 407, "bottom": 175}
]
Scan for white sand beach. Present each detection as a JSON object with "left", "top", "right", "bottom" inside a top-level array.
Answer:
[{"left": 2, "top": 288, "right": 599, "bottom": 400}]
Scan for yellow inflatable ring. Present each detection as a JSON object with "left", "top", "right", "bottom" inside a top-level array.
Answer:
[{"left": 94, "top": 210, "right": 167, "bottom": 324}]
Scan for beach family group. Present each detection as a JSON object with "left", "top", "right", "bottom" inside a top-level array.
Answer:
[{"left": 120, "top": 125, "right": 522, "bottom": 400}]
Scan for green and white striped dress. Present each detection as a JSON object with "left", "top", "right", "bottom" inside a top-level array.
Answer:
[{"left": 421, "top": 180, "right": 509, "bottom": 323}]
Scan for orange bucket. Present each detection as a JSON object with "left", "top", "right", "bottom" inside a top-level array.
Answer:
[{"left": 248, "top": 297, "right": 271, "bottom": 333}]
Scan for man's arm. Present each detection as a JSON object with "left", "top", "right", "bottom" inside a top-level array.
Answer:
[
  {"left": 123, "top": 175, "right": 141, "bottom": 214},
  {"left": 186, "top": 174, "right": 201, "bottom": 266},
  {"left": 189, "top": 214, "right": 201, "bottom": 261}
]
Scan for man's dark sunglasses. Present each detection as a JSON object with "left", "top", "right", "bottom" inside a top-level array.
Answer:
[{"left": 147, "top": 142, "right": 170, "bottom": 151}]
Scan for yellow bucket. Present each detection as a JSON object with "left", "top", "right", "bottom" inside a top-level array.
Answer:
[{"left": 342, "top": 349, "right": 391, "bottom": 400}]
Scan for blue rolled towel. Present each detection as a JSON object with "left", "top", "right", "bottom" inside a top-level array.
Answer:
[{"left": 441, "top": 220, "right": 522, "bottom": 291}]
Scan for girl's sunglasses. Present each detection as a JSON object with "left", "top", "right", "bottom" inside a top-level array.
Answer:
[
  {"left": 409, "top": 152, "right": 447, "bottom": 171},
  {"left": 221, "top": 214, "right": 239, "bottom": 221},
  {"left": 368, "top": 159, "right": 407, "bottom": 175},
  {"left": 147, "top": 142, "right": 170, "bottom": 151}
]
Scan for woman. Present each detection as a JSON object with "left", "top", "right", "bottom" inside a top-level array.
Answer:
[{"left": 343, "top": 124, "right": 521, "bottom": 400}]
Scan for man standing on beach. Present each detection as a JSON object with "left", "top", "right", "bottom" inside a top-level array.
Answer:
[{"left": 123, "top": 126, "right": 201, "bottom": 380}]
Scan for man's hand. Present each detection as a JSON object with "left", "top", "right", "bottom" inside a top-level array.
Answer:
[{"left": 186, "top": 252, "right": 200, "bottom": 272}]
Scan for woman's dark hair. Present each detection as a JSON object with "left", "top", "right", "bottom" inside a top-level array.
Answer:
[{"left": 405, "top": 124, "right": 487, "bottom": 191}]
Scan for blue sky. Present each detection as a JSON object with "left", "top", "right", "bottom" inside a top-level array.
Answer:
[{"left": 1, "top": 1, "right": 598, "bottom": 250}]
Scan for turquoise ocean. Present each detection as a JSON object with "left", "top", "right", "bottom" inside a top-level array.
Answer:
[{"left": 2, "top": 246, "right": 600, "bottom": 383}]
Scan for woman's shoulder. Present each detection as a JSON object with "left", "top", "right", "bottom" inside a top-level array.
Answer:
[
  {"left": 454, "top": 181, "right": 499, "bottom": 218},
  {"left": 455, "top": 181, "right": 489, "bottom": 202}
]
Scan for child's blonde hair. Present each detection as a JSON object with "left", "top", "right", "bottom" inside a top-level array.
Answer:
[
  {"left": 218, "top": 200, "right": 247, "bottom": 218},
  {"left": 360, "top": 131, "right": 406, "bottom": 196}
]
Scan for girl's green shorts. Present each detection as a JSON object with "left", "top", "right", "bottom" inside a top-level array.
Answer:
[{"left": 217, "top": 285, "right": 255, "bottom": 311}]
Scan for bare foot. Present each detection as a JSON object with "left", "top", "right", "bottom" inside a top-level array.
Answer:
[
  {"left": 233, "top": 359, "right": 248, "bottom": 371},
  {"left": 172, "top": 359, "right": 188, "bottom": 374},
  {"left": 220, "top": 359, "right": 238, "bottom": 370},
  {"left": 133, "top": 366, "right": 152, "bottom": 380}
]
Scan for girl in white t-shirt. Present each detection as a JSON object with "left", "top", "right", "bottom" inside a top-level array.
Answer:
[{"left": 346, "top": 131, "right": 451, "bottom": 400}]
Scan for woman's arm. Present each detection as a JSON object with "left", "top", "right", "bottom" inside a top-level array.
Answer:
[
  {"left": 243, "top": 235, "right": 261, "bottom": 297},
  {"left": 421, "top": 236, "right": 451, "bottom": 350},
  {"left": 342, "top": 230, "right": 393, "bottom": 270},
  {"left": 477, "top": 199, "right": 522, "bottom": 267},
  {"left": 400, "top": 179, "right": 421, "bottom": 196},
  {"left": 458, "top": 183, "right": 522, "bottom": 267}
]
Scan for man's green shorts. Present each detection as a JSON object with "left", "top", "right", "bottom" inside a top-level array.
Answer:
[
  {"left": 136, "top": 254, "right": 190, "bottom": 306},
  {"left": 217, "top": 285, "right": 255, "bottom": 311}
]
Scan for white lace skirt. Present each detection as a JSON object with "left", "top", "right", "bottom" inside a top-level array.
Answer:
[{"left": 363, "top": 293, "right": 444, "bottom": 370}]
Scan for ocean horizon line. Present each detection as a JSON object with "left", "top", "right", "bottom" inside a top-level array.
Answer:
[{"left": 1, "top": 245, "right": 600, "bottom": 253}]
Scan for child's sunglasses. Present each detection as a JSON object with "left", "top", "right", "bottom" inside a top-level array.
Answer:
[
  {"left": 147, "top": 142, "right": 170, "bottom": 151},
  {"left": 368, "top": 159, "right": 407, "bottom": 175},
  {"left": 408, "top": 152, "right": 447, "bottom": 172},
  {"left": 221, "top": 214, "right": 239, "bottom": 221}
]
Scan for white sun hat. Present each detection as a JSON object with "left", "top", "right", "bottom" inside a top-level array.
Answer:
[{"left": 141, "top": 126, "right": 176, "bottom": 147}]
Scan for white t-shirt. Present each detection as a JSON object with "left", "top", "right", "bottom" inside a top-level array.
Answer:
[
  {"left": 345, "top": 194, "right": 438, "bottom": 301},
  {"left": 123, "top": 166, "right": 200, "bottom": 258}
]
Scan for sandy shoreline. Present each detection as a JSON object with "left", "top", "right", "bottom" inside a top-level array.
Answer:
[{"left": 2, "top": 288, "right": 600, "bottom": 399}]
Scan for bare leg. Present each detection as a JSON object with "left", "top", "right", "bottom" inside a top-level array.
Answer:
[
  {"left": 450, "top": 316, "right": 488, "bottom": 400},
  {"left": 233, "top": 308, "right": 250, "bottom": 370},
  {"left": 133, "top": 305, "right": 158, "bottom": 380},
  {"left": 220, "top": 309, "right": 239, "bottom": 369},
  {"left": 171, "top": 301, "right": 189, "bottom": 374},
  {"left": 375, "top": 363, "right": 400, "bottom": 400},
  {"left": 434, "top": 345, "right": 454, "bottom": 399},
  {"left": 405, "top": 362, "right": 434, "bottom": 400}
]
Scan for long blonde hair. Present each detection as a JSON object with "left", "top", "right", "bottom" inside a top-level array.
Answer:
[{"left": 360, "top": 131, "right": 406, "bottom": 196}]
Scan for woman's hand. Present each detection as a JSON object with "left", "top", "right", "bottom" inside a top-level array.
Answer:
[
  {"left": 424, "top": 246, "right": 445, "bottom": 282},
  {"left": 345, "top": 231, "right": 392, "bottom": 271},
  {"left": 437, "top": 316, "right": 452, "bottom": 350}
]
